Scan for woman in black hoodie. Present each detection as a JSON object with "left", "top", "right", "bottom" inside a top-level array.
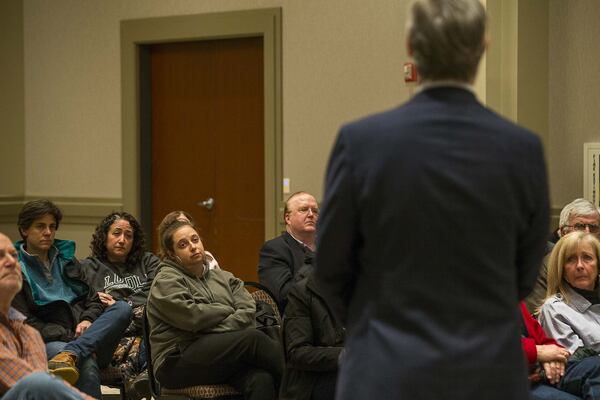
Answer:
[{"left": 82, "top": 211, "right": 160, "bottom": 400}]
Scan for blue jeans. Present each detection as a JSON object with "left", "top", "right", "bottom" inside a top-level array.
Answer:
[
  {"left": 47, "top": 301, "right": 132, "bottom": 398},
  {"left": 532, "top": 356, "right": 600, "bottom": 400},
  {"left": 138, "top": 337, "right": 147, "bottom": 371},
  {"left": 560, "top": 357, "right": 600, "bottom": 399},
  {"left": 531, "top": 383, "right": 581, "bottom": 400},
  {"left": 2, "top": 372, "right": 85, "bottom": 400}
]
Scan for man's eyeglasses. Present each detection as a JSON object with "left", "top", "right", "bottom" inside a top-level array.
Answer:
[
  {"left": 297, "top": 207, "right": 319, "bottom": 215},
  {"left": 564, "top": 223, "right": 600, "bottom": 233}
]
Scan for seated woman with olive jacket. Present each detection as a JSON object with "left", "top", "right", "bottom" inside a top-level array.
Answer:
[{"left": 147, "top": 220, "right": 283, "bottom": 400}]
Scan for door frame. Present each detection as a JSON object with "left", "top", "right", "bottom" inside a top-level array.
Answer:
[{"left": 121, "top": 8, "right": 282, "bottom": 242}]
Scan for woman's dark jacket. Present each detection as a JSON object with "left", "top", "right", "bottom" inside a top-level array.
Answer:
[
  {"left": 81, "top": 252, "right": 160, "bottom": 307},
  {"left": 12, "top": 239, "right": 104, "bottom": 343},
  {"left": 280, "top": 271, "right": 345, "bottom": 400}
]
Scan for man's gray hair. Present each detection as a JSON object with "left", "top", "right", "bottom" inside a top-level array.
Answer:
[
  {"left": 559, "top": 198, "right": 600, "bottom": 228},
  {"left": 407, "top": 0, "right": 487, "bottom": 83}
]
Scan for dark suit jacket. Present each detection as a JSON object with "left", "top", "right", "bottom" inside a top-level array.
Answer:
[
  {"left": 258, "top": 231, "right": 307, "bottom": 310},
  {"left": 315, "top": 87, "right": 549, "bottom": 399}
]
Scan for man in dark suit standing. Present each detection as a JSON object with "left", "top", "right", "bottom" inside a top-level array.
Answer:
[
  {"left": 315, "top": 1, "right": 549, "bottom": 399},
  {"left": 258, "top": 191, "right": 319, "bottom": 311}
]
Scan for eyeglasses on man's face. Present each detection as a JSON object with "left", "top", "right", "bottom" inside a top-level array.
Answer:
[{"left": 564, "top": 223, "right": 600, "bottom": 233}]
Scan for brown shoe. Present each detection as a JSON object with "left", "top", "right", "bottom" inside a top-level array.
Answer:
[{"left": 48, "top": 351, "right": 79, "bottom": 385}]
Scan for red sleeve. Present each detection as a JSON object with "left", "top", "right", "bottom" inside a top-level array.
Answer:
[
  {"left": 520, "top": 302, "right": 561, "bottom": 365},
  {"left": 521, "top": 336, "right": 537, "bottom": 365}
]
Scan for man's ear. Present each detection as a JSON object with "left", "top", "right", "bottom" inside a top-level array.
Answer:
[
  {"left": 284, "top": 212, "right": 291, "bottom": 225},
  {"left": 19, "top": 228, "right": 27, "bottom": 240}
]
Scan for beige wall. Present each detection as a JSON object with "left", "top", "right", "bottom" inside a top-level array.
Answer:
[
  {"left": 20, "top": 0, "right": 410, "bottom": 201},
  {"left": 0, "top": 0, "right": 24, "bottom": 198},
  {"left": 485, "top": 0, "right": 600, "bottom": 227},
  {"left": 548, "top": 0, "right": 600, "bottom": 207},
  {"left": 2, "top": 0, "right": 598, "bottom": 252},
  {"left": 3, "top": 0, "right": 415, "bottom": 254}
]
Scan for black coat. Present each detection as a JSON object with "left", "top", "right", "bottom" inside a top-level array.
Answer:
[
  {"left": 12, "top": 256, "right": 104, "bottom": 343},
  {"left": 315, "top": 87, "right": 550, "bottom": 399},
  {"left": 280, "top": 273, "right": 345, "bottom": 400},
  {"left": 258, "top": 231, "right": 308, "bottom": 310}
]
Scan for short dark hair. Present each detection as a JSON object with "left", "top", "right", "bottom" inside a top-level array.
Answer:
[
  {"left": 17, "top": 199, "right": 63, "bottom": 239},
  {"left": 90, "top": 211, "right": 145, "bottom": 265}
]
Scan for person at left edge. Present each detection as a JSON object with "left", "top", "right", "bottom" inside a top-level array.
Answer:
[
  {"left": 0, "top": 231, "right": 94, "bottom": 400},
  {"left": 11, "top": 199, "right": 131, "bottom": 399}
]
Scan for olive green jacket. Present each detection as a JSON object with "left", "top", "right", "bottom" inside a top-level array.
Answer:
[{"left": 147, "top": 259, "right": 256, "bottom": 374}]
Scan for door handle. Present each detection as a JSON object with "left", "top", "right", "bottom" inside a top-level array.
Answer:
[{"left": 197, "top": 197, "right": 215, "bottom": 210}]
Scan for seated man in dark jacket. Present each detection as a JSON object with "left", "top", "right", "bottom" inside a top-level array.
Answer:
[
  {"left": 11, "top": 199, "right": 132, "bottom": 399},
  {"left": 258, "top": 191, "right": 319, "bottom": 311},
  {"left": 280, "top": 259, "right": 345, "bottom": 400}
]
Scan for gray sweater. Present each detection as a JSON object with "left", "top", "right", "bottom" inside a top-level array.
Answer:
[
  {"left": 147, "top": 259, "right": 255, "bottom": 374},
  {"left": 539, "top": 285, "right": 600, "bottom": 354}
]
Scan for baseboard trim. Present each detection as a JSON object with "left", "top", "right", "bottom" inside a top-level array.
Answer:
[{"left": 0, "top": 196, "right": 122, "bottom": 225}]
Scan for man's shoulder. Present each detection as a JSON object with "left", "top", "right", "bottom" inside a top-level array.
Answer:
[
  {"left": 340, "top": 87, "right": 473, "bottom": 131},
  {"left": 341, "top": 91, "right": 539, "bottom": 146},
  {"left": 340, "top": 104, "right": 405, "bottom": 135},
  {"left": 258, "top": 233, "right": 303, "bottom": 269},
  {"left": 261, "top": 232, "right": 294, "bottom": 250}
]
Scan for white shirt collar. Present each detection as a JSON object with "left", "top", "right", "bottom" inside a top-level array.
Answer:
[{"left": 287, "top": 230, "right": 315, "bottom": 251}]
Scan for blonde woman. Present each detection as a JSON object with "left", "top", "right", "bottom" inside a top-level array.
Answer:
[{"left": 538, "top": 232, "right": 600, "bottom": 398}]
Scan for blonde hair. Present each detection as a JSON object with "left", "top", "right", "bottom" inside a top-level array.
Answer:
[{"left": 546, "top": 231, "right": 600, "bottom": 305}]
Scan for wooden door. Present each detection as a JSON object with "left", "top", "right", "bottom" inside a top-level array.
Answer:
[{"left": 150, "top": 37, "right": 264, "bottom": 281}]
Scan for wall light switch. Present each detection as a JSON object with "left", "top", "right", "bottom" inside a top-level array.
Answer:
[{"left": 283, "top": 178, "right": 290, "bottom": 194}]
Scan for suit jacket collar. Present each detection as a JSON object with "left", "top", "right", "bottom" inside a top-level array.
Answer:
[
  {"left": 413, "top": 85, "right": 479, "bottom": 105},
  {"left": 283, "top": 231, "right": 308, "bottom": 250},
  {"left": 418, "top": 80, "right": 475, "bottom": 94}
]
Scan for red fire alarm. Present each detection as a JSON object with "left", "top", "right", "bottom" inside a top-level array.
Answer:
[{"left": 403, "top": 62, "right": 418, "bottom": 83}]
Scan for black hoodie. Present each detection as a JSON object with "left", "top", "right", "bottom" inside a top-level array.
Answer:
[{"left": 81, "top": 252, "right": 160, "bottom": 307}]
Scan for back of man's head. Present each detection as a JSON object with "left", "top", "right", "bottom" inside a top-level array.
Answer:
[
  {"left": 407, "top": 0, "right": 487, "bottom": 83},
  {"left": 17, "top": 199, "right": 63, "bottom": 239}
]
